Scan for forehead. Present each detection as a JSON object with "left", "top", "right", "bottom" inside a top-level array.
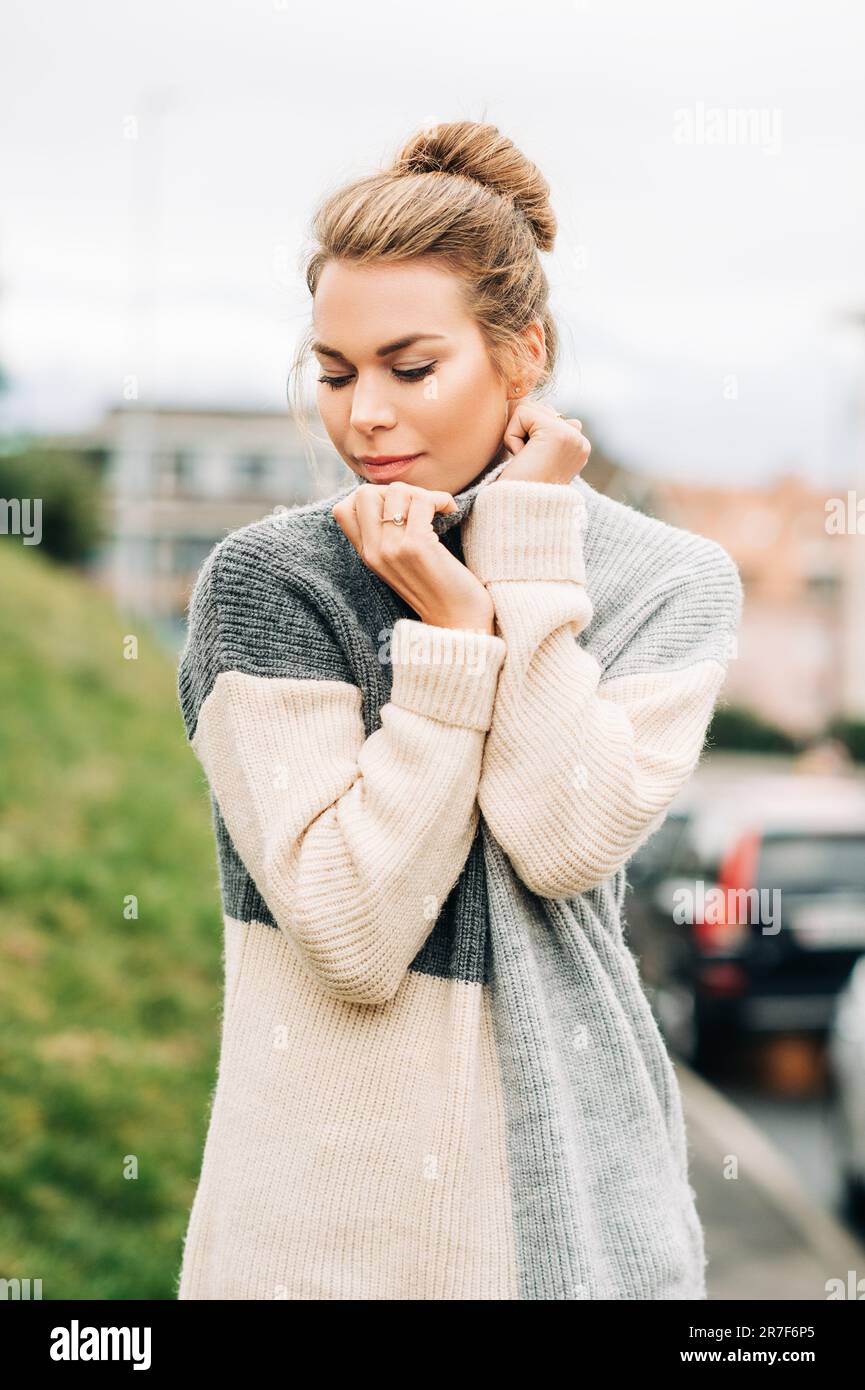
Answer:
[{"left": 313, "top": 259, "right": 468, "bottom": 343}]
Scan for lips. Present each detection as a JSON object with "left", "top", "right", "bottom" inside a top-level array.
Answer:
[
  {"left": 359, "top": 454, "right": 422, "bottom": 465},
  {"left": 358, "top": 453, "right": 423, "bottom": 481}
]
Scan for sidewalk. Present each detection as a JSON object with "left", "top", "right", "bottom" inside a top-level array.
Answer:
[{"left": 677, "top": 1061, "right": 865, "bottom": 1300}]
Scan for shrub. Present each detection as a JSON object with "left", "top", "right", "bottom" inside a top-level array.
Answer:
[
  {"left": 0, "top": 448, "right": 105, "bottom": 564},
  {"left": 706, "top": 704, "right": 800, "bottom": 754}
]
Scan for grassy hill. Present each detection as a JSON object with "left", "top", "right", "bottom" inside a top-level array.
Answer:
[{"left": 0, "top": 540, "right": 224, "bottom": 1299}]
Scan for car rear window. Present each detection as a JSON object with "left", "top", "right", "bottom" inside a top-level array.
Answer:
[{"left": 756, "top": 834, "right": 865, "bottom": 893}]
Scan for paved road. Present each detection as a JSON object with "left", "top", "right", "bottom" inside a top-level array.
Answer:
[{"left": 678, "top": 1061, "right": 865, "bottom": 1300}]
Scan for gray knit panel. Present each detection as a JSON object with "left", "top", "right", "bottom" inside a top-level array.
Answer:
[
  {"left": 482, "top": 821, "right": 707, "bottom": 1299},
  {"left": 177, "top": 543, "right": 223, "bottom": 746},
  {"left": 573, "top": 478, "right": 743, "bottom": 678},
  {"left": 481, "top": 479, "right": 730, "bottom": 1297},
  {"left": 177, "top": 521, "right": 360, "bottom": 745}
]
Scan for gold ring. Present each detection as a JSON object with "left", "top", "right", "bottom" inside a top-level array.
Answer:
[{"left": 382, "top": 512, "right": 406, "bottom": 526}]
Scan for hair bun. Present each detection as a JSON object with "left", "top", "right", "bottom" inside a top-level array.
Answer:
[{"left": 390, "top": 119, "right": 556, "bottom": 252}]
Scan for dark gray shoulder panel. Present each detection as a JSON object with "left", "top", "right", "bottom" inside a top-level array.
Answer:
[{"left": 176, "top": 507, "right": 362, "bottom": 745}]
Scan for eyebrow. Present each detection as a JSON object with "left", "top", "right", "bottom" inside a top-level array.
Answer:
[{"left": 311, "top": 333, "right": 447, "bottom": 361}]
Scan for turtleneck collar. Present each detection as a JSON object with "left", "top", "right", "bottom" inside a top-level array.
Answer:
[
  {"left": 430, "top": 455, "right": 512, "bottom": 535},
  {"left": 331, "top": 455, "right": 594, "bottom": 538},
  {"left": 430, "top": 458, "right": 596, "bottom": 534}
]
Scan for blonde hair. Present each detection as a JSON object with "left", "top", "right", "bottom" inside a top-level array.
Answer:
[{"left": 287, "top": 120, "right": 559, "bottom": 474}]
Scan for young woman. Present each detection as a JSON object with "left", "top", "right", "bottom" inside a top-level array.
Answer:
[{"left": 176, "top": 120, "right": 742, "bottom": 1300}]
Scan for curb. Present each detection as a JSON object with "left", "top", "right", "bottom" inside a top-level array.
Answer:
[{"left": 676, "top": 1058, "right": 865, "bottom": 1270}]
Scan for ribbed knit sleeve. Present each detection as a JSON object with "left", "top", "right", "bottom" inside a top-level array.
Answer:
[
  {"left": 177, "top": 535, "right": 506, "bottom": 1003},
  {"left": 461, "top": 479, "right": 742, "bottom": 901}
]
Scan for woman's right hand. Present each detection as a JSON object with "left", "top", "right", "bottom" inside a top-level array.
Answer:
[{"left": 332, "top": 481, "right": 496, "bottom": 634}]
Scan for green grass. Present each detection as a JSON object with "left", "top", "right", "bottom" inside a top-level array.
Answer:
[{"left": 0, "top": 540, "right": 224, "bottom": 1298}]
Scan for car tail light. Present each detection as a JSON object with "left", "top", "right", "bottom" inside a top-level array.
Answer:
[
  {"left": 697, "top": 962, "right": 749, "bottom": 997},
  {"left": 693, "top": 827, "right": 762, "bottom": 954}
]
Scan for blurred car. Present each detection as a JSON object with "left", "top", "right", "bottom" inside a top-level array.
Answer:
[
  {"left": 624, "top": 774, "right": 865, "bottom": 1070},
  {"left": 827, "top": 955, "right": 865, "bottom": 1224}
]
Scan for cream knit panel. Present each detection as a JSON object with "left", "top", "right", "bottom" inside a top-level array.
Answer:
[
  {"left": 178, "top": 919, "right": 519, "bottom": 1300},
  {"left": 462, "top": 478, "right": 729, "bottom": 901},
  {"left": 191, "top": 618, "right": 506, "bottom": 1005}
]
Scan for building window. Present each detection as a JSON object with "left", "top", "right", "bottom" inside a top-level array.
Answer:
[
  {"left": 234, "top": 454, "right": 271, "bottom": 493},
  {"left": 155, "top": 450, "right": 196, "bottom": 496},
  {"left": 172, "top": 537, "right": 217, "bottom": 575}
]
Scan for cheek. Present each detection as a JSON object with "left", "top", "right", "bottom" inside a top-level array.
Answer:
[
  {"left": 316, "top": 385, "right": 345, "bottom": 424},
  {"left": 316, "top": 390, "right": 350, "bottom": 452},
  {"left": 425, "top": 378, "right": 504, "bottom": 467},
  {"left": 447, "top": 363, "right": 504, "bottom": 435},
  {"left": 437, "top": 359, "right": 499, "bottom": 422}
]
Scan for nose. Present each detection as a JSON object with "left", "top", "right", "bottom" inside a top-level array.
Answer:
[{"left": 348, "top": 372, "right": 398, "bottom": 435}]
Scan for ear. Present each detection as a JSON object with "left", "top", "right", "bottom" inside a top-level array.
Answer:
[
  {"left": 520, "top": 319, "right": 546, "bottom": 389},
  {"left": 505, "top": 321, "right": 546, "bottom": 399}
]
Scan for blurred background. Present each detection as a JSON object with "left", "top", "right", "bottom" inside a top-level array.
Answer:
[{"left": 2, "top": 0, "right": 865, "bottom": 1300}]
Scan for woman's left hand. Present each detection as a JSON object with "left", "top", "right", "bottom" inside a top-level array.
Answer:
[{"left": 495, "top": 400, "right": 591, "bottom": 486}]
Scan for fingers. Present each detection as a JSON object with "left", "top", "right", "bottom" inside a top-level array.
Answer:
[
  {"left": 507, "top": 401, "right": 588, "bottom": 447},
  {"left": 352, "top": 480, "right": 386, "bottom": 533},
  {"left": 502, "top": 399, "right": 578, "bottom": 455},
  {"left": 375, "top": 482, "right": 416, "bottom": 557},
  {"left": 337, "top": 483, "right": 457, "bottom": 564},
  {"left": 381, "top": 482, "right": 421, "bottom": 547},
  {"left": 380, "top": 483, "right": 414, "bottom": 526},
  {"left": 331, "top": 494, "right": 363, "bottom": 552},
  {"left": 502, "top": 402, "right": 529, "bottom": 456},
  {"left": 567, "top": 419, "right": 591, "bottom": 463}
]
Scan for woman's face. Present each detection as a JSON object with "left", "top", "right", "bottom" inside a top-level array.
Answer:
[{"left": 312, "top": 258, "right": 520, "bottom": 494}]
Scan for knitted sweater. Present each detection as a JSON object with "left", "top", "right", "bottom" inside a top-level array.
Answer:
[{"left": 175, "top": 456, "right": 742, "bottom": 1301}]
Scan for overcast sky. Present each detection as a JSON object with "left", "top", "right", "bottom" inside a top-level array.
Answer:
[{"left": 2, "top": 0, "right": 865, "bottom": 486}]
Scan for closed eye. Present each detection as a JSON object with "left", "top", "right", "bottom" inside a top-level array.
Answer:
[{"left": 318, "top": 363, "right": 437, "bottom": 391}]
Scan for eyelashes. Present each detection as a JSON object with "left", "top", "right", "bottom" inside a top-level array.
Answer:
[{"left": 317, "top": 363, "right": 437, "bottom": 391}]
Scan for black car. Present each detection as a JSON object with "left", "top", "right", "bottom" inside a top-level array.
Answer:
[{"left": 624, "top": 776, "right": 865, "bottom": 1071}]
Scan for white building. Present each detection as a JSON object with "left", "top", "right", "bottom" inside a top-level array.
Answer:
[{"left": 87, "top": 404, "right": 346, "bottom": 645}]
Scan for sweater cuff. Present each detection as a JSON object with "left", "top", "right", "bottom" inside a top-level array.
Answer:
[
  {"left": 462, "top": 479, "right": 588, "bottom": 583},
  {"left": 388, "top": 618, "right": 506, "bottom": 731}
]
